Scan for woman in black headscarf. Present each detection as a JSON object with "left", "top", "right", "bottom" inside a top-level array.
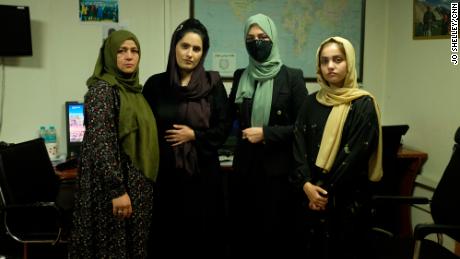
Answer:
[
  {"left": 143, "top": 18, "right": 229, "bottom": 257},
  {"left": 70, "top": 30, "right": 159, "bottom": 258}
]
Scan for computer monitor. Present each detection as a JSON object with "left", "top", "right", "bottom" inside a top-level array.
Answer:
[
  {"left": 380, "top": 124, "right": 410, "bottom": 192},
  {"left": 65, "top": 102, "right": 85, "bottom": 158},
  {"left": 219, "top": 119, "right": 239, "bottom": 156},
  {"left": 382, "top": 124, "right": 409, "bottom": 159}
]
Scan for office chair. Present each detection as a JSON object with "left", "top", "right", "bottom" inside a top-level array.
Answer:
[
  {"left": 412, "top": 127, "right": 460, "bottom": 259},
  {"left": 0, "top": 138, "right": 73, "bottom": 259},
  {"left": 370, "top": 127, "right": 460, "bottom": 259}
]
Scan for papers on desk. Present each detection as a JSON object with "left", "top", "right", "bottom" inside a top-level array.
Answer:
[{"left": 219, "top": 154, "right": 233, "bottom": 167}]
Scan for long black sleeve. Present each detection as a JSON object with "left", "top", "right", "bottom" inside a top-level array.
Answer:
[
  {"left": 194, "top": 77, "right": 231, "bottom": 150},
  {"left": 263, "top": 68, "right": 307, "bottom": 146},
  {"left": 291, "top": 98, "right": 314, "bottom": 191}
]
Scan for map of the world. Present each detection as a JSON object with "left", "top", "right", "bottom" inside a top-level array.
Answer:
[{"left": 193, "top": 0, "right": 364, "bottom": 81}]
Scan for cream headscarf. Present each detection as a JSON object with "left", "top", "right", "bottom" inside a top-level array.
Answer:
[{"left": 315, "top": 36, "right": 382, "bottom": 182}]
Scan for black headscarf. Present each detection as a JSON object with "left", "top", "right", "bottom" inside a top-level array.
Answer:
[{"left": 166, "top": 18, "right": 216, "bottom": 175}]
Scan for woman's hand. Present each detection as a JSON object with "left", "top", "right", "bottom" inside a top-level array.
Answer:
[
  {"left": 303, "top": 182, "right": 328, "bottom": 211},
  {"left": 165, "top": 124, "right": 196, "bottom": 146},
  {"left": 112, "top": 193, "right": 132, "bottom": 219},
  {"left": 242, "top": 127, "right": 264, "bottom": 143}
]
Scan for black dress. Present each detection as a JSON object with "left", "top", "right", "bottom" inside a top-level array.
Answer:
[
  {"left": 143, "top": 72, "right": 230, "bottom": 258},
  {"left": 70, "top": 80, "right": 154, "bottom": 259},
  {"left": 291, "top": 93, "right": 379, "bottom": 259},
  {"left": 227, "top": 65, "right": 308, "bottom": 257}
]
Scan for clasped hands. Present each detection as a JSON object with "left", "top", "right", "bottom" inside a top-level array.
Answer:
[
  {"left": 303, "top": 182, "right": 329, "bottom": 211},
  {"left": 165, "top": 124, "right": 195, "bottom": 146}
]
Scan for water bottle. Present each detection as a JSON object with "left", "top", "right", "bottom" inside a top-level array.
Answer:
[
  {"left": 45, "top": 126, "right": 58, "bottom": 160},
  {"left": 39, "top": 126, "right": 47, "bottom": 140}
]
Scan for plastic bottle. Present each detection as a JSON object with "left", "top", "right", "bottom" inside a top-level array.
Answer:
[
  {"left": 39, "top": 126, "right": 47, "bottom": 140},
  {"left": 45, "top": 126, "right": 58, "bottom": 160}
]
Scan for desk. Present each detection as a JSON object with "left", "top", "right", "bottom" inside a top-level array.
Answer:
[
  {"left": 55, "top": 168, "right": 78, "bottom": 180},
  {"left": 395, "top": 147, "right": 428, "bottom": 238}
]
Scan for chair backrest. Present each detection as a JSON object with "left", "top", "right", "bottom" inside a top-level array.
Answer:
[
  {"left": 0, "top": 138, "right": 59, "bottom": 206},
  {"left": 430, "top": 127, "right": 460, "bottom": 241}
]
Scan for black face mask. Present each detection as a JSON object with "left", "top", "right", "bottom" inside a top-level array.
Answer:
[{"left": 246, "top": 40, "right": 273, "bottom": 62}]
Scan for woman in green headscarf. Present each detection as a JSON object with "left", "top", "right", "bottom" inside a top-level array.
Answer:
[
  {"left": 227, "top": 13, "right": 308, "bottom": 257},
  {"left": 70, "top": 30, "right": 159, "bottom": 258}
]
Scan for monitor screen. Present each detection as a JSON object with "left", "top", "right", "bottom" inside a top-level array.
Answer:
[
  {"left": 65, "top": 102, "right": 85, "bottom": 158},
  {"left": 0, "top": 4, "right": 32, "bottom": 56},
  {"left": 219, "top": 119, "right": 239, "bottom": 156}
]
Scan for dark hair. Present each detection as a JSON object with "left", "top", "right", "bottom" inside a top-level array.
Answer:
[
  {"left": 172, "top": 18, "right": 210, "bottom": 55},
  {"left": 166, "top": 18, "right": 210, "bottom": 86}
]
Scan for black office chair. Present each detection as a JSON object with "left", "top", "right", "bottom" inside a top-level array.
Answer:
[
  {"left": 370, "top": 127, "right": 460, "bottom": 259},
  {"left": 0, "top": 138, "right": 73, "bottom": 259},
  {"left": 412, "top": 127, "right": 460, "bottom": 259}
]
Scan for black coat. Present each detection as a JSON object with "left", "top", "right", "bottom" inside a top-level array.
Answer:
[
  {"left": 143, "top": 72, "right": 229, "bottom": 177},
  {"left": 228, "top": 65, "right": 308, "bottom": 177},
  {"left": 292, "top": 94, "right": 379, "bottom": 205},
  {"left": 227, "top": 65, "right": 308, "bottom": 257},
  {"left": 291, "top": 93, "right": 380, "bottom": 259},
  {"left": 142, "top": 71, "right": 229, "bottom": 257}
]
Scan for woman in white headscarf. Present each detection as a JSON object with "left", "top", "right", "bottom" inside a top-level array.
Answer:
[
  {"left": 227, "top": 13, "right": 308, "bottom": 258},
  {"left": 292, "top": 36, "right": 382, "bottom": 259}
]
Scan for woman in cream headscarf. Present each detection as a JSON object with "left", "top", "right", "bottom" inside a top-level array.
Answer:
[
  {"left": 227, "top": 13, "right": 308, "bottom": 257},
  {"left": 292, "top": 36, "right": 382, "bottom": 259},
  {"left": 70, "top": 30, "right": 159, "bottom": 258}
]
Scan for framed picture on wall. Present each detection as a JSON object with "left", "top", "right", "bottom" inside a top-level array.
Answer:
[
  {"left": 413, "top": 0, "right": 452, "bottom": 39},
  {"left": 191, "top": 0, "right": 366, "bottom": 82},
  {"left": 79, "top": 0, "right": 119, "bottom": 22}
]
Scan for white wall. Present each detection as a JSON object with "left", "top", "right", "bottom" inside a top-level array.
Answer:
[
  {"left": 383, "top": 0, "right": 460, "bottom": 184},
  {"left": 362, "top": 0, "right": 388, "bottom": 103},
  {"left": 1, "top": 0, "right": 459, "bottom": 184},
  {"left": 0, "top": 0, "right": 189, "bottom": 156},
  {"left": 373, "top": 0, "right": 459, "bottom": 252}
]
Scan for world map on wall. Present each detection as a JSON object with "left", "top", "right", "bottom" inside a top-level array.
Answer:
[{"left": 193, "top": 0, "right": 364, "bottom": 81}]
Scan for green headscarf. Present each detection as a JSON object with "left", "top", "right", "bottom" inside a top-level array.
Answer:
[
  {"left": 87, "top": 30, "right": 160, "bottom": 181},
  {"left": 235, "top": 13, "right": 283, "bottom": 127}
]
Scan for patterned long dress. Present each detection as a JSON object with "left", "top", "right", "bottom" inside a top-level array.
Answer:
[{"left": 70, "top": 80, "right": 154, "bottom": 258}]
